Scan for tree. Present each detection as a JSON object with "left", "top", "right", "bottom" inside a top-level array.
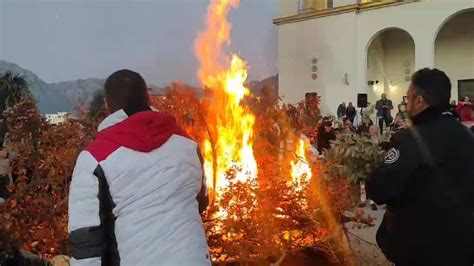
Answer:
[
  {"left": 87, "top": 90, "right": 106, "bottom": 121},
  {"left": 0, "top": 72, "right": 31, "bottom": 144},
  {"left": 0, "top": 96, "right": 98, "bottom": 259},
  {"left": 0, "top": 89, "right": 358, "bottom": 264}
]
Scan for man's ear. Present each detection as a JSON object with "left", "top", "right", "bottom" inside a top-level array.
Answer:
[
  {"left": 146, "top": 88, "right": 152, "bottom": 105},
  {"left": 104, "top": 99, "right": 110, "bottom": 114},
  {"left": 416, "top": 95, "right": 427, "bottom": 110}
]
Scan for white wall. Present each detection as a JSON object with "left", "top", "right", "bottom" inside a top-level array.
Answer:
[
  {"left": 278, "top": 12, "right": 357, "bottom": 114},
  {"left": 277, "top": 0, "right": 474, "bottom": 115},
  {"left": 435, "top": 10, "right": 474, "bottom": 101}
]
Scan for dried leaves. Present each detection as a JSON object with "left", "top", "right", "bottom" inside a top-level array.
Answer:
[
  {"left": 0, "top": 97, "right": 98, "bottom": 258},
  {"left": 1, "top": 90, "right": 356, "bottom": 264}
]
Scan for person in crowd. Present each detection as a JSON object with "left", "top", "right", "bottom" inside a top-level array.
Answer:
[
  {"left": 345, "top": 102, "right": 356, "bottom": 124},
  {"left": 368, "top": 125, "right": 381, "bottom": 145},
  {"left": 357, "top": 116, "right": 373, "bottom": 135},
  {"left": 375, "top": 93, "right": 393, "bottom": 132},
  {"left": 68, "top": 70, "right": 210, "bottom": 266},
  {"left": 366, "top": 68, "right": 474, "bottom": 265},
  {"left": 337, "top": 102, "right": 346, "bottom": 119},
  {"left": 456, "top": 95, "right": 473, "bottom": 122},
  {"left": 365, "top": 124, "right": 381, "bottom": 211},
  {"left": 449, "top": 99, "right": 459, "bottom": 120},
  {"left": 392, "top": 103, "right": 409, "bottom": 131},
  {"left": 316, "top": 120, "right": 336, "bottom": 154},
  {"left": 285, "top": 104, "right": 299, "bottom": 130},
  {"left": 297, "top": 102, "right": 306, "bottom": 128},
  {"left": 340, "top": 117, "right": 356, "bottom": 135},
  {"left": 0, "top": 148, "right": 12, "bottom": 201}
]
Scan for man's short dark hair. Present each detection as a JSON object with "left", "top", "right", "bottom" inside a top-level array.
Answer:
[
  {"left": 411, "top": 68, "right": 451, "bottom": 108},
  {"left": 104, "top": 69, "right": 149, "bottom": 112}
]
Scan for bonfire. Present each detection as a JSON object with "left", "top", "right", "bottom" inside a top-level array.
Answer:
[
  {"left": 0, "top": 0, "right": 357, "bottom": 264},
  {"left": 164, "top": 0, "right": 354, "bottom": 263}
]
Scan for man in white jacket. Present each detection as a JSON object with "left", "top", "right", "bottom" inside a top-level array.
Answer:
[{"left": 68, "top": 69, "right": 210, "bottom": 266}]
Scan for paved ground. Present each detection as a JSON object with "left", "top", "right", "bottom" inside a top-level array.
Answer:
[{"left": 345, "top": 206, "right": 393, "bottom": 266}]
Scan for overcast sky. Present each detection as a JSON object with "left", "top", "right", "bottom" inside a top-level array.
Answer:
[{"left": 0, "top": 0, "right": 278, "bottom": 86}]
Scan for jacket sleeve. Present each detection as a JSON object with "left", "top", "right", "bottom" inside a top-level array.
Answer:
[
  {"left": 68, "top": 151, "right": 102, "bottom": 266},
  {"left": 366, "top": 131, "right": 421, "bottom": 205},
  {"left": 375, "top": 101, "right": 381, "bottom": 112}
]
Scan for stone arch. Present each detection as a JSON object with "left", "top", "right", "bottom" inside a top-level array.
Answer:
[
  {"left": 435, "top": 8, "right": 474, "bottom": 102},
  {"left": 365, "top": 27, "right": 415, "bottom": 107}
]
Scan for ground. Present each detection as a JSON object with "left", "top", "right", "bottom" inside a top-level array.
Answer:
[{"left": 346, "top": 206, "right": 393, "bottom": 266}]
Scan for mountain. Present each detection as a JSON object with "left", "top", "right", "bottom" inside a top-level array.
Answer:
[
  {"left": 49, "top": 78, "right": 105, "bottom": 111},
  {"left": 0, "top": 60, "right": 167, "bottom": 113},
  {"left": 0, "top": 59, "right": 279, "bottom": 113},
  {"left": 49, "top": 80, "right": 168, "bottom": 111},
  {"left": 0, "top": 60, "right": 70, "bottom": 113}
]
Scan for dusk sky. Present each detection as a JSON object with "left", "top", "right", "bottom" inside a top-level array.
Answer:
[{"left": 0, "top": 0, "right": 278, "bottom": 86}]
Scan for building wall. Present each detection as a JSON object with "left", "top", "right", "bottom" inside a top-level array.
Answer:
[
  {"left": 435, "top": 11, "right": 474, "bottom": 101},
  {"left": 278, "top": 12, "right": 357, "bottom": 112},
  {"left": 276, "top": 0, "right": 474, "bottom": 116}
]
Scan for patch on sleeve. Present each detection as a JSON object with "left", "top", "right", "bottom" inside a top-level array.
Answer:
[{"left": 384, "top": 148, "right": 400, "bottom": 164}]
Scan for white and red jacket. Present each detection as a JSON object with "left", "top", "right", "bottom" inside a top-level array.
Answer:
[{"left": 68, "top": 106, "right": 210, "bottom": 266}]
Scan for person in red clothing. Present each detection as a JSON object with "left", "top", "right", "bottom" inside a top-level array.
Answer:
[{"left": 456, "top": 95, "right": 473, "bottom": 122}]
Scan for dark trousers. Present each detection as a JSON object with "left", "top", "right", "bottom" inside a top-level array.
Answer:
[{"left": 379, "top": 116, "right": 393, "bottom": 132}]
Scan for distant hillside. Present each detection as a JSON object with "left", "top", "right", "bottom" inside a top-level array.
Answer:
[
  {"left": 0, "top": 60, "right": 70, "bottom": 113},
  {"left": 49, "top": 78, "right": 105, "bottom": 111},
  {"left": 0, "top": 60, "right": 278, "bottom": 113},
  {"left": 49, "top": 79, "right": 169, "bottom": 110}
]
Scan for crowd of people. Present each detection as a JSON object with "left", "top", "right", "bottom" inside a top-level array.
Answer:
[
  {"left": 454, "top": 95, "right": 473, "bottom": 122},
  {"left": 1, "top": 68, "right": 472, "bottom": 265}
]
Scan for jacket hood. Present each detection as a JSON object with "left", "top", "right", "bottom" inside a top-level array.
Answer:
[{"left": 97, "top": 110, "right": 189, "bottom": 153}]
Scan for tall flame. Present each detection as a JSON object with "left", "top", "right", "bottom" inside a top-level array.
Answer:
[
  {"left": 195, "top": 0, "right": 257, "bottom": 201},
  {"left": 290, "top": 138, "right": 312, "bottom": 191}
]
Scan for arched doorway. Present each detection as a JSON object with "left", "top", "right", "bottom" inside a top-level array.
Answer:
[
  {"left": 435, "top": 9, "right": 474, "bottom": 103},
  {"left": 366, "top": 28, "right": 415, "bottom": 110}
]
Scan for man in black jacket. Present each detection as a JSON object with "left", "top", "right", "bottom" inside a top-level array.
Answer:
[
  {"left": 346, "top": 102, "right": 356, "bottom": 124},
  {"left": 366, "top": 68, "right": 474, "bottom": 265},
  {"left": 337, "top": 102, "right": 346, "bottom": 119},
  {"left": 375, "top": 93, "right": 394, "bottom": 132}
]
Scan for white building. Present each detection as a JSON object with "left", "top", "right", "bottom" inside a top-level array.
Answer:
[
  {"left": 274, "top": 0, "right": 474, "bottom": 116},
  {"left": 45, "top": 112, "right": 68, "bottom": 125}
]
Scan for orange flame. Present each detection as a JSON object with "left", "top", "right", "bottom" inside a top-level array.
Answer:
[
  {"left": 290, "top": 138, "right": 312, "bottom": 191},
  {"left": 195, "top": 0, "right": 257, "bottom": 201}
]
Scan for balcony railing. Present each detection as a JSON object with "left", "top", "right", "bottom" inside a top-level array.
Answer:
[
  {"left": 298, "top": 0, "right": 407, "bottom": 14},
  {"left": 274, "top": 0, "right": 410, "bottom": 25}
]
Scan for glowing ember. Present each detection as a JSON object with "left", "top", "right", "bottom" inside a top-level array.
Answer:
[
  {"left": 290, "top": 138, "right": 312, "bottom": 191},
  {"left": 195, "top": 0, "right": 257, "bottom": 201}
]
